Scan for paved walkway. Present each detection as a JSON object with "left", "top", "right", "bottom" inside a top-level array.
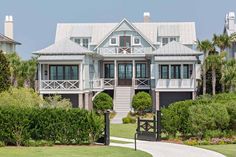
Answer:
[
  {"left": 111, "top": 112, "right": 127, "bottom": 124},
  {"left": 110, "top": 137, "right": 225, "bottom": 157}
]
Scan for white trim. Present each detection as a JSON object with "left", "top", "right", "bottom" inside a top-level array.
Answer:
[
  {"left": 109, "top": 37, "right": 118, "bottom": 46},
  {"left": 132, "top": 36, "right": 141, "bottom": 46}
]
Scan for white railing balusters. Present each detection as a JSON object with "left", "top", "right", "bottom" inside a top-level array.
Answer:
[
  {"left": 135, "top": 78, "right": 150, "bottom": 89},
  {"left": 41, "top": 80, "right": 80, "bottom": 90},
  {"left": 156, "top": 79, "right": 194, "bottom": 89},
  {"left": 98, "top": 47, "right": 152, "bottom": 55}
]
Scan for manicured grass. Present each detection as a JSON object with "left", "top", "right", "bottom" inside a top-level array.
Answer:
[
  {"left": 198, "top": 144, "right": 236, "bottom": 157},
  {"left": 0, "top": 146, "right": 151, "bottom": 157},
  {"left": 111, "top": 124, "right": 136, "bottom": 139}
]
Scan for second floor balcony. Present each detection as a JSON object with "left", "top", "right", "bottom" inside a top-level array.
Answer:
[{"left": 97, "top": 47, "right": 152, "bottom": 55}]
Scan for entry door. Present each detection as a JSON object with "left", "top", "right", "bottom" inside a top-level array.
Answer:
[{"left": 118, "top": 63, "right": 132, "bottom": 86}]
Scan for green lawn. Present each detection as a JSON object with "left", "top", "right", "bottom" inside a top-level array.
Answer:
[
  {"left": 0, "top": 146, "right": 151, "bottom": 157},
  {"left": 198, "top": 144, "right": 236, "bottom": 157},
  {"left": 111, "top": 124, "right": 136, "bottom": 139}
]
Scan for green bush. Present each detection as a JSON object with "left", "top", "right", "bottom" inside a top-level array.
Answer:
[
  {"left": 204, "top": 130, "right": 226, "bottom": 139},
  {"left": 132, "top": 92, "right": 152, "bottom": 114},
  {"left": 0, "top": 88, "right": 42, "bottom": 108},
  {"left": 0, "top": 141, "right": 5, "bottom": 147},
  {"left": 211, "top": 103, "right": 230, "bottom": 130},
  {"left": 43, "top": 95, "right": 72, "bottom": 109},
  {"left": 24, "top": 139, "right": 54, "bottom": 147},
  {"left": 93, "top": 92, "right": 113, "bottom": 112},
  {"left": 0, "top": 106, "right": 104, "bottom": 146},
  {"left": 122, "top": 116, "right": 136, "bottom": 124},
  {"left": 226, "top": 101, "right": 236, "bottom": 130}
]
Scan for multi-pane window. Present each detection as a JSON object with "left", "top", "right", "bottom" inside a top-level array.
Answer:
[
  {"left": 110, "top": 37, "right": 117, "bottom": 45},
  {"left": 136, "top": 63, "right": 146, "bottom": 78},
  {"left": 104, "top": 64, "right": 114, "bottom": 78},
  {"left": 170, "top": 37, "right": 177, "bottom": 42},
  {"left": 162, "top": 38, "right": 169, "bottom": 46},
  {"left": 133, "top": 36, "right": 141, "bottom": 45},
  {"left": 171, "top": 65, "right": 181, "bottom": 79},
  {"left": 183, "top": 64, "right": 193, "bottom": 79},
  {"left": 160, "top": 65, "right": 169, "bottom": 79},
  {"left": 82, "top": 38, "right": 89, "bottom": 48},
  {"left": 50, "top": 65, "right": 78, "bottom": 80},
  {"left": 74, "top": 38, "right": 81, "bottom": 44}
]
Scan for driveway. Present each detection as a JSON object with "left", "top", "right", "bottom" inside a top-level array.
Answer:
[{"left": 110, "top": 137, "right": 225, "bottom": 157}]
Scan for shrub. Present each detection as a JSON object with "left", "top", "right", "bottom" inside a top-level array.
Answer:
[
  {"left": 0, "top": 106, "right": 104, "bottom": 146},
  {"left": 0, "top": 88, "right": 42, "bottom": 108},
  {"left": 204, "top": 130, "right": 225, "bottom": 139},
  {"left": 24, "top": 140, "right": 54, "bottom": 147},
  {"left": 43, "top": 95, "right": 72, "bottom": 109},
  {"left": 226, "top": 101, "right": 236, "bottom": 130},
  {"left": 132, "top": 92, "right": 152, "bottom": 114},
  {"left": 0, "top": 51, "right": 11, "bottom": 92},
  {"left": 93, "top": 92, "right": 113, "bottom": 112},
  {"left": 122, "top": 115, "right": 136, "bottom": 124},
  {"left": 0, "top": 141, "right": 5, "bottom": 147}
]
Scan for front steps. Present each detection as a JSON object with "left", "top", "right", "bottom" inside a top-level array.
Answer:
[{"left": 111, "top": 87, "right": 133, "bottom": 124}]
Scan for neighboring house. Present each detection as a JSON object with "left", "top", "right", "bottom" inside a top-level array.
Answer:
[
  {"left": 224, "top": 12, "right": 236, "bottom": 59},
  {"left": 34, "top": 13, "right": 202, "bottom": 111},
  {"left": 0, "top": 16, "right": 21, "bottom": 53}
]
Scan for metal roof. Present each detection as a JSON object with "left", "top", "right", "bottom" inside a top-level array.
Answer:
[
  {"left": 154, "top": 56, "right": 197, "bottom": 61},
  {"left": 34, "top": 38, "right": 92, "bottom": 55},
  {"left": 0, "top": 33, "right": 21, "bottom": 45},
  {"left": 38, "top": 55, "right": 84, "bottom": 61},
  {"left": 153, "top": 41, "right": 202, "bottom": 56},
  {"left": 55, "top": 21, "right": 196, "bottom": 45}
]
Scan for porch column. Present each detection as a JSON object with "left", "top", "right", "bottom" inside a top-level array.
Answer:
[
  {"left": 38, "top": 63, "right": 41, "bottom": 90},
  {"left": 168, "top": 64, "right": 171, "bottom": 79},
  {"left": 79, "top": 64, "right": 83, "bottom": 90},
  {"left": 132, "top": 60, "right": 135, "bottom": 87},
  {"left": 181, "top": 64, "right": 184, "bottom": 79},
  {"left": 114, "top": 60, "right": 117, "bottom": 86},
  {"left": 84, "top": 93, "right": 89, "bottom": 110},
  {"left": 192, "top": 91, "right": 196, "bottom": 100},
  {"left": 78, "top": 93, "right": 84, "bottom": 108},
  {"left": 156, "top": 91, "right": 160, "bottom": 111}
]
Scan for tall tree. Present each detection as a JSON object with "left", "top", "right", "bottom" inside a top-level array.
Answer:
[
  {"left": 0, "top": 51, "right": 11, "bottom": 92},
  {"left": 212, "top": 34, "right": 232, "bottom": 92},
  {"left": 222, "top": 59, "right": 236, "bottom": 92},
  {"left": 196, "top": 39, "right": 214, "bottom": 95},
  {"left": 205, "top": 53, "right": 222, "bottom": 95}
]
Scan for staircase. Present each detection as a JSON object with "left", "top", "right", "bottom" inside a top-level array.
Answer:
[{"left": 111, "top": 87, "right": 133, "bottom": 124}]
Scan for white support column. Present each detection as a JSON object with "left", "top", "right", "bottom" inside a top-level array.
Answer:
[
  {"left": 114, "top": 60, "right": 117, "bottom": 86},
  {"left": 78, "top": 93, "right": 84, "bottom": 108},
  {"left": 84, "top": 93, "right": 89, "bottom": 110},
  {"left": 168, "top": 64, "right": 171, "bottom": 79},
  {"left": 79, "top": 63, "right": 83, "bottom": 90},
  {"left": 181, "top": 64, "right": 184, "bottom": 79},
  {"left": 132, "top": 60, "right": 135, "bottom": 87},
  {"left": 156, "top": 91, "right": 160, "bottom": 111},
  {"left": 38, "top": 63, "right": 41, "bottom": 90}
]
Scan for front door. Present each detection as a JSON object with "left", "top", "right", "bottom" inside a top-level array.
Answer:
[{"left": 118, "top": 63, "right": 132, "bottom": 86}]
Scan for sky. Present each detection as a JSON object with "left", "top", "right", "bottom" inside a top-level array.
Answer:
[{"left": 0, "top": 0, "right": 236, "bottom": 59}]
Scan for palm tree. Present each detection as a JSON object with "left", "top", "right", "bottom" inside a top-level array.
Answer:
[
  {"left": 212, "top": 34, "right": 232, "bottom": 92},
  {"left": 222, "top": 59, "right": 236, "bottom": 92},
  {"left": 196, "top": 39, "right": 214, "bottom": 95},
  {"left": 205, "top": 53, "right": 222, "bottom": 95}
]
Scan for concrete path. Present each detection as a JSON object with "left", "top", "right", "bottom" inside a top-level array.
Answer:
[
  {"left": 110, "top": 137, "right": 225, "bottom": 157},
  {"left": 111, "top": 112, "right": 128, "bottom": 124}
]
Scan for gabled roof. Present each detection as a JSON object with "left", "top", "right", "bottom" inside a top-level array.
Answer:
[
  {"left": 0, "top": 33, "right": 21, "bottom": 45},
  {"left": 94, "top": 18, "right": 156, "bottom": 50},
  {"left": 33, "top": 38, "right": 92, "bottom": 55},
  {"left": 153, "top": 41, "right": 202, "bottom": 56},
  {"left": 55, "top": 22, "right": 196, "bottom": 45}
]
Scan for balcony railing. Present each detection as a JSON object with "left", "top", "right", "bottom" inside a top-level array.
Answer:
[
  {"left": 156, "top": 79, "right": 194, "bottom": 89},
  {"left": 135, "top": 78, "right": 151, "bottom": 89},
  {"left": 104, "top": 78, "right": 115, "bottom": 88},
  {"left": 89, "top": 79, "right": 103, "bottom": 89},
  {"left": 41, "top": 80, "right": 79, "bottom": 90},
  {"left": 98, "top": 47, "right": 152, "bottom": 55}
]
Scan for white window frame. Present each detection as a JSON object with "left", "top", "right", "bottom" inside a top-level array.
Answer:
[
  {"left": 109, "top": 37, "right": 118, "bottom": 46},
  {"left": 133, "top": 36, "right": 141, "bottom": 46}
]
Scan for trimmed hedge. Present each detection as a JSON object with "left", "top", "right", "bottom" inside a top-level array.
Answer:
[
  {"left": 93, "top": 92, "right": 113, "bottom": 112},
  {"left": 132, "top": 92, "right": 152, "bottom": 113},
  {"left": 161, "top": 92, "right": 236, "bottom": 138},
  {"left": 0, "top": 106, "right": 104, "bottom": 146}
]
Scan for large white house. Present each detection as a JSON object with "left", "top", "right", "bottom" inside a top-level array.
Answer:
[
  {"left": 34, "top": 13, "right": 201, "bottom": 113},
  {"left": 224, "top": 12, "right": 236, "bottom": 59}
]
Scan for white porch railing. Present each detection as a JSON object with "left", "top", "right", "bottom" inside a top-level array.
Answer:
[
  {"left": 156, "top": 79, "right": 194, "bottom": 89},
  {"left": 41, "top": 80, "right": 80, "bottom": 90},
  {"left": 89, "top": 79, "right": 103, "bottom": 89},
  {"left": 135, "top": 78, "right": 151, "bottom": 89},
  {"left": 104, "top": 78, "right": 115, "bottom": 88},
  {"left": 98, "top": 47, "right": 152, "bottom": 55}
]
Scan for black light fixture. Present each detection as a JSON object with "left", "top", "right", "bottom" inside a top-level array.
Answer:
[{"left": 44, "top": 70, "right": 48, "bottom": 76}]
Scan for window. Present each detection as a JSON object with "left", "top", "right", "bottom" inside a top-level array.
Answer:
[
  {"left": 50, "top": 65, "right": 78, "bottom": 80},
  {"left": 133, "top": 36, "right": 141, "bottom": 45},
  {"left": 82, "top": 38, "right": 89, "bottom": 48},
  {"left": 162, "top": 38, "right": 168, "bottom": 46},
  {"left": 104, "top": 64, "right": 114, "bottom": 78},
  {"left": 110, "top": 37, "right": 117, "bottom": 45},
  {"left": 119, "top": 36, "right": 131, "bottom": 47},
  {"left": 171, "top": 65, "right": 181, "bottom": 79},
  {"left": 160, "top": 65, "right": 169, "bottom": 79},
  {"left": 183, "top": 64, "right": 193, "bottom": 79},
  {"left": 74, "top": 38, "right": 81, "bottom": 44},
  {"left": 170, "top": 37, "right": 177, "bottom": 42},
  {"left": 136, "top": 63, "right": 146, "bottom": 78}
]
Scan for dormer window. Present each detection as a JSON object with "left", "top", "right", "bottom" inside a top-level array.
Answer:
[
  {"left": 71, "top": 37, "right": 90, "bottom": 48},
  {"left": 133, "top": 36, "right": 141, "bottom": 45},
  {"left": 110, "top": 37, "right": 118, "bottom": 46}
]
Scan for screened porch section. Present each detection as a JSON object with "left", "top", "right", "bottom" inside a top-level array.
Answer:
[{"left": 39, "top": 64, "right": 80, "bottom": 91}]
